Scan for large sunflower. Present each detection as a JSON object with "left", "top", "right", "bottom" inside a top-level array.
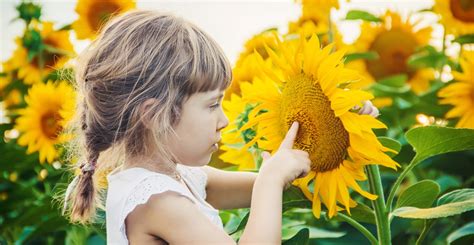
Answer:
[
  {"left": 348, "top": 11, "right": 434, "bottom": 94},
  {"left": 72, "top": 0, "right": 136, "bottom": 40},
  {"left": 15, "top": 81, "right": 76, "bottom": 163},
  {"left": 14, "top": 22, "right": 74, "bottom": 85},
  {"left": 240, "top": 34, "right": 399, "bottom": 218},
  {"left": 434, "top": 0, "right": 474, "bottom": 36},
  {"left": 438, "top": 51, "right": 474, "bottom": 128}
]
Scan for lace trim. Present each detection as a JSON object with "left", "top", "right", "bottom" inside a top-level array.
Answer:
[{"left": 119, "top": 175, "right": 195, "bottom": 241}]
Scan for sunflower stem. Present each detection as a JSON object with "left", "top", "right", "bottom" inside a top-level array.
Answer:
[
  {"left": 366, "top": 165, "right": 391, "bottom": 245},
  {"left": 337, "top": 213, "right": 378, "bottom": 245},
  {"left": 386, "top": 161, "right": 415, "bottom": 213}
]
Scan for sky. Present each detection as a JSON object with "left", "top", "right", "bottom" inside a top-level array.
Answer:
[{"left": 1, "top": 0, "right": 437, "bottom": 65}]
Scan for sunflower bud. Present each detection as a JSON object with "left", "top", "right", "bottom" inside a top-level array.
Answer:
[{"left": 16, "top": 2, "right": 42, "bottom": 24}]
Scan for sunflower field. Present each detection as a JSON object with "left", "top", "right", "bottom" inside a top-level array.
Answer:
[{"left": 1, "top": 0, "right": 474, "bottom": 244}]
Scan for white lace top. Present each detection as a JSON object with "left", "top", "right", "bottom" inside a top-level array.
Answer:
[{"left": 106, "top": 164, "right": 223, "bottom": 244}]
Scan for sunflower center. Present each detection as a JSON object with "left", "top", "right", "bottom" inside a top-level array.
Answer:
[
  {"left": 450, "top": 0, "right": 474, "bottom": 22},
  {"left": 88, "top": 2, "right": 121, "bottom": 31},
  {"left": 41, "top": 110, "right": 62, "bottom": 139},
  {"left": 280, "top": 74, "right": 349, "bottom": 172},
  {"left": 366, "top": 28, "right": 418, "bottom": 80}
]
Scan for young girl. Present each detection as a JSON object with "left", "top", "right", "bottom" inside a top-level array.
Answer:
[
  {"left": 63, "top": 10, "right": 377, "bottom": 244},
  {"left": 62, "top": 9, "right": 311, "bottom": 244}
]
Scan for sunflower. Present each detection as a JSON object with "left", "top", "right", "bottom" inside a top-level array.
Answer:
[
  {"left": 72, "top": 0, "right": 136, "bottom": 40},
  {"left": 14, "top": 22, "right": 74, "bottom": 85},
  {"left": 219, "top": 94, "right": 258, "bottom": 170},
  {"left": 239, "top": 34, "right": 399, "bottom": 218},
  {"left": 438, "top": 51, "right": 474, "bottom": 128},
  {"left": 15, "top": 81, "right": 76, "bottom": 163},
  {"left": 347, "top": 11, "right": 434, "bottom": 94},
  {"left": 226, "top": 53, "right": 277, "bottom": 99},
  {"left": 434, "top": 0, "right": 474, "bottom": 36},
  {"left": 236, "top": 30, "right": 279, "bottom": 65}
]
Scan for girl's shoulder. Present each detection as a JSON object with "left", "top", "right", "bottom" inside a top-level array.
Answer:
[{"left": 106, "top": 166, "right": 198, "bottom": 243}]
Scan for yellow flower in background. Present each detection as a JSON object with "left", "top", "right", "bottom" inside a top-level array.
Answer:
[
  {"left": 240, "top": 34, "right": 399, "bottom": 218},
  {"left": 1, "top": 61, "right": 22, "bottom": 108},
  {"left": 13, "top": 22, "right": 74, "bottom": 84},
  {"left": 348, "top": 11, "right": 434, "bottom": 94},
  {"left": 236, "top": 29, "right": 279, "bottom": 64},
  {"left": 438, "top": 51, "right": 474, "bottom": 129},
  {"left": 15, "top": 81, "right": 76, "bottom": 163},
  {"left": 297, "top": 0, "right": 340, "bottom": 13},
  {"left": 220, "top": 94, "right": 257, "bottom": 170},
  {"left": 226, "top": 53, "right": 276, "bottom": 99},
  {"left": 434, "top": 0, "right": 474, "bottom": 36},
  {"left": 72, "top": 0, "right": 136, "bottom": 40}
]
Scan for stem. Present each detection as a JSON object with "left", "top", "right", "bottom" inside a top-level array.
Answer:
[
  {"left": 337, "top": 213, "right": 378, "bottom": 245},
  {"left": 387, "top": 162, "right": 415, "bottom": 213},
  {"left": 415, "top": 220, "right": 435, "bottom": 245},
  {"left": 366, "top": 165, "right": 391, "bottom": 245}
]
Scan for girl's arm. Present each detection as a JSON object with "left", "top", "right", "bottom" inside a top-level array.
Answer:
[
  {"left": 203, "top": 166, "right": 257, "bottom": 209},
  {"left": 127, "top": 122, "right": 310, "bottom": 244}
]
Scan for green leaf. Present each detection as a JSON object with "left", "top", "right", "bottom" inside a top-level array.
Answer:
[
  {"left": 283, "top": 186, "right": 312, "bottom": 212},
  {"left": 345, "top": 10, "right": 382, "bottom": 22},
  {"left": 392, "top": 188, "right": 474, "bottom": 219},
  {"left": 395, "top": 180, "right": 440, "bottom": 209},
  {"left": 447, "top": 222, "right": 474, "bottom": 244},
  {"left": 344, "top": 51, "right": 379, "bottom": 64},
  {"left": 437, "top": 188, "right": 474, "bottom": 206},
  {"left": 405, "top": 126, "right": 474, "bottom": 166},
  {"left": 282, "top": 228, "right": 309, "bottom": 245},
  {"left": 377, "top": 74, "right": 408, "bottom": 88},
  {"left": 335, "top": 202, "right": 376, "bottom": 224},
  {"left": 453, "top": 34, "right": 474, "bottom": 45},
  {"left": 377, "top": 137, "right": 401, "bottom": 158},
  {"left": 407, "top": 45, "right": 447, "bottom": 70}
]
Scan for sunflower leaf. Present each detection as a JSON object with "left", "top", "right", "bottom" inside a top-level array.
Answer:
[
  {"left": 453, "top": 34, "right": 474, "bottom": 45},
  {"left": 405, "top": 126, "right": 474, "bottom": 166},
  {"left": 377, "top": 74, "right": 408, "bottom": 88},
  {"left": 335, "top": 202, "right": 376, "bottom": 224},
  {"left": 446, "top": 222, "right": 474, "bottom": 244},
  {"left": 395, "top": 180, "right": 440, "bottom": 209},
  {"left": 282, "top": 227, "right": 309, "bottom": 245},
  {"left": 377, "top": 137, "right": 401, "bottom": 157},
  {"left": 391, "top": 188, "right": 474, "bottom": 219},
  {"left": 344, "top": 51, "right": 379, "bottom": 64},
  {"left": 345, "top": 10, "right": 382, "bottom": 22},
  {"left": 407, "top": 46, "right": 447, "bottom": 70}
]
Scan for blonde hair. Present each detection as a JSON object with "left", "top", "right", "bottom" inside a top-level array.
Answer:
[{"left": 62, "top": 10, "right": 231, "bottom": 224}]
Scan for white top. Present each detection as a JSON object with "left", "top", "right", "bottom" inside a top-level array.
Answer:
[{"left": 106, "top": 164, "right": 223, "bottom": 244}]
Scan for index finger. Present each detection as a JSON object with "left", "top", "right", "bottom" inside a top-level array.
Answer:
[{"left": 279, "top": 121, "right": 299, "bottom": 149}]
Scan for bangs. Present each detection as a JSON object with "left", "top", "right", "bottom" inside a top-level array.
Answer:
[{"left": 186, "top": 26, "right": 232, "bottom": 95}]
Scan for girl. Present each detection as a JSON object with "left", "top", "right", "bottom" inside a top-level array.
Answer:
[
  {"left": 63, "top": 10, "right": 310, "bottom": 244},
  {"left": 63, "top": 10, "right": 377, "bottom": 244}
]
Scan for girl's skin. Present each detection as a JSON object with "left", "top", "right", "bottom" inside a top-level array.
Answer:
[{"left": 124, "top": 88, "right": 311, "bottom": 244}]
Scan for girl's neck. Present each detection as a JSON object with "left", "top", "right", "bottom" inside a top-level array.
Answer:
[{"left": 124, "top": 155, "right": 181, "bottom": 180}]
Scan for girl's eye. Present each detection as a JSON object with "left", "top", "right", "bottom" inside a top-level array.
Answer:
[{"left": 210, "top": 103, "right": 220, "bottom": 110}]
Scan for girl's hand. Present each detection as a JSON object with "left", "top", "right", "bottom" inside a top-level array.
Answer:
[{"left": 258, "top": 121, "right": 311, "bottom": 189}]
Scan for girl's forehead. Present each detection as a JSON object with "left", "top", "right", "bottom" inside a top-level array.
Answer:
[{"left": 193, "top": 89, "right": 225, "bottom": 101}]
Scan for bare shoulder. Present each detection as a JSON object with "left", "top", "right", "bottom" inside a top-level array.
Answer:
[{"left": 125, "top": 191, "right": 235, "bottom": 244}]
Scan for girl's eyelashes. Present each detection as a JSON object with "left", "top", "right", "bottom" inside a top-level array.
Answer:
[{"left": 210, "top": 103, "right": 220, "bottom": 110}]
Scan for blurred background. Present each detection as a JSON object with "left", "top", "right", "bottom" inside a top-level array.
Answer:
[{"left": 1, "top": 0, "right": 473, "bottom": 244}]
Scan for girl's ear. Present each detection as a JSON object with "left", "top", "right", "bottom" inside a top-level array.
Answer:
[{"left": 139, "top": 98, "right": 159, "bottom": 129}]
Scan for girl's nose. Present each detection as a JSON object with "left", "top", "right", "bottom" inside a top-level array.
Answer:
[{"left": 217, "top": 111, "right": 229, "bottom": 131}]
